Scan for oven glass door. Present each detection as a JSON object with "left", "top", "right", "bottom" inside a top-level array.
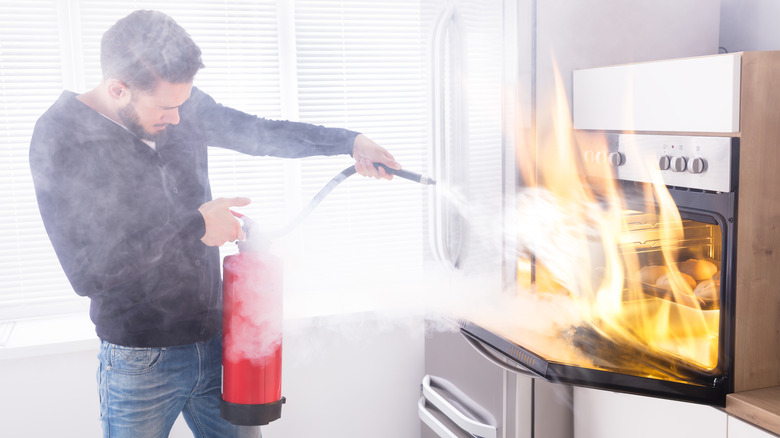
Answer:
[{"left": 464, "top": 186, "right": 735, "bottom": 405}]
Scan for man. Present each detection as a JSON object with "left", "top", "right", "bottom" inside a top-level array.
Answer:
[{"left": 29, "top": 9, "right": 399, "bottom": 438}]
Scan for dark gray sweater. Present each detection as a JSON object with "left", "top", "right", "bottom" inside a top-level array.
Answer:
[{"left": 29, "top": 87, "right": 358, "bottom": 347}]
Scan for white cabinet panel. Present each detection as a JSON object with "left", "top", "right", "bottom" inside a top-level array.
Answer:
[
  {"left": 573, "top": 53, "right": 741, "bottom": 133},
  {"left": 729, "top": 417, "right": 780, "bottom": 438},
  {"left": 573, "top": 387, "right": 727, "bottom": 438}
]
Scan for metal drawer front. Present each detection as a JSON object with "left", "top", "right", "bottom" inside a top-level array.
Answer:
[{"left": 419, "top": 374, "right": 497, "bottom": 438}]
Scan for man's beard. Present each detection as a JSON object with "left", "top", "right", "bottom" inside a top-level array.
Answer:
[{"left": 117, "top": 102, "right": 162, "bottom": 141}]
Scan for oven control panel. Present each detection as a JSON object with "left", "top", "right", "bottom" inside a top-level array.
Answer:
[{"left": 584, "top": 134, "right": 736, "bottom": 192}]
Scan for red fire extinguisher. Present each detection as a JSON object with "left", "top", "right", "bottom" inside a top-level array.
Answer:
[
  {"left": 220, "top": 213, "right": 285, "bottom": 426},
  {"left": 219, "top": 164, "right": 434, "bottom": 426}
]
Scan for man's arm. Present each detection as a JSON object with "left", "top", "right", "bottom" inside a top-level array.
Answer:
[{"left": 186, "top": 88, "right": 402, "bottom": 176}]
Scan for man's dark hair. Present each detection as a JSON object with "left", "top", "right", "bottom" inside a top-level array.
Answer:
[{"left": 101, "top": 10, "right": 204, "bottom": 92}]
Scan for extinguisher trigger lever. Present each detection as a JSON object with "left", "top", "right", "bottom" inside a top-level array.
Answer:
[{"left": 230, "top": 210, "right": 258, "bottom": 247}]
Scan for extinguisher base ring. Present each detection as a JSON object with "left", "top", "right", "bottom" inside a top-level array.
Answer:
[{"left": 220, "top": 396, "right": 286, "bottom": 426}]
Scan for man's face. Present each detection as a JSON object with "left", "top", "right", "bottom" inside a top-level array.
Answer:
[{"left": 118, "top": 81, "right": 192, "bottom": 141}]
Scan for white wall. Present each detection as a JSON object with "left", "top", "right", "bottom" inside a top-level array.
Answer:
[
  {"left": 263, "top": 315, "right": 425, "bottom": 438},
  {"left": 720, "top": 0, "right": 780, "bottom": 52},
  {"left": 0, "top": 344, "right": 102, "bottom": 436},
  {"left": 0, "top": 315, "right": 424, "bottom": 438}
]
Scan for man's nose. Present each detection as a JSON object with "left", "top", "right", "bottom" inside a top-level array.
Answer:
[{"left": 163, "top": 109, "right": 180, "bottom": 125}]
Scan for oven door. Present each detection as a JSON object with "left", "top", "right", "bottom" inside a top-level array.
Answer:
[{"left": 461, "top": 183, "right": 736, "bottom": 406}]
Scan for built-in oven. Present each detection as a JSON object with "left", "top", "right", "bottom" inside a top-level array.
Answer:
[
  {"left": 462, "top": 132, "right": 738, "bottom": 405},
  {"left": 454, "top": 50, "right": 780, "bottom": 410}
]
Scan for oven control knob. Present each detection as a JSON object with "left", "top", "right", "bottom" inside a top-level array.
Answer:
[
  {"left": 689, "top": 157, "right": 706, "bottom": 174},
  {"left": 608, "top": 152, "right": 624, "bottom": 166},
  {"left": 671, "top": 156, "right": 687, "bottom": 172},
  {"left": 584, "top": 150, "right": 594, "bottom": 163},
  {"left": 658, "top": 155, "right": 671, "bottom": 170}
]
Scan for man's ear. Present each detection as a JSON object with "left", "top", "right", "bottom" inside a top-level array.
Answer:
[{"left": 106, "top": 79, "right": 130, "bottom": 103}]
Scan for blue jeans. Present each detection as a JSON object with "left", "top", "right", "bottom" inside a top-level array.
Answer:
[{"left": 97, "top": 334, "right": 260, "bottom": 438}]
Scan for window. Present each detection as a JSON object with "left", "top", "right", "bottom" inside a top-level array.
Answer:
[
  {"left": 0, "top": 0, "right": 426, "bottom": 320},
  {"left": 0, "top": 0, "right": 75, "bottom": 319},
  {"left": 290, "top": 0, "right": 426, "bottom": 306}
]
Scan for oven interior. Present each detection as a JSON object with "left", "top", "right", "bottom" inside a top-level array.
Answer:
[{"left": 530, "top": 205, "right": 724, "bottom": 378}]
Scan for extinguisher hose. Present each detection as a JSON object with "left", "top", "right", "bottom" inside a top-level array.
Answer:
[
  {"left": 272, "top": 163, "right": 435, "bottom": 239},
  {"left": 273, "top": 165, "right": 357, "bottom": 238},
  {"left": 234, "top": 162, "right": 434, "bottom": 249}
]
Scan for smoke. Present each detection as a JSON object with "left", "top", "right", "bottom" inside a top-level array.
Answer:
[
  {"left": 514, "top": 186, "right": 607, "bottom": 298},
  {"left": 219, "top": 176, "right": 617, "bottom": 384},
  {"left": 219, "top": 184, "right": 589, "bottom": 369}
]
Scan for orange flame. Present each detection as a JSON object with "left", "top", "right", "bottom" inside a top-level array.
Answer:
[{"left": 515, "top": 61, "right": 719, "bottom": 373}]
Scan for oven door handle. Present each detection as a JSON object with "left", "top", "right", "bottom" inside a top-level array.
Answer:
[
  {"left": 460, "top": 331, "right": 538, "bottom": 378},
  {"left": 420, "top": 375, "right": 497, "bottom": 438}
]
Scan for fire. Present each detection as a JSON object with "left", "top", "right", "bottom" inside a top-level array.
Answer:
[{"left": 514, "top": 64, "right": 719, "bottom": 375}]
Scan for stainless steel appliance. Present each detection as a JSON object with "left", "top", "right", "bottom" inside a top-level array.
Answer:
[{"left": 419, "top": 0, "right": 723, "bottom": 436}]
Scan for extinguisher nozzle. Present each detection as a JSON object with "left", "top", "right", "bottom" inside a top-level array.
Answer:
[{"left": 373, "top": 162, "right": 436, "bottom": 185}]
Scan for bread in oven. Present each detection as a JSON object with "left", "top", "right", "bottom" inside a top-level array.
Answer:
[
  {"left": 694, "top": 278, "right": 720, "bottom": 301},
  {"left": 677, "top": 258, "right": 718, "bottom": 281},
  {"left": 655, "top": 272, "right": 697, "bottom": 291},
  {"left": 638, "top": 265, "right": 669, "bottom": 285}
]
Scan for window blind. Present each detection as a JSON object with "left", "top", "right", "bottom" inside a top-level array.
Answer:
[
  {"left": 0, "top": 0, "right": 429, "bottom": 319},
  {"left": 289, "top": 0, "right": 426, "bottom": 303},
  {"left": 0, "top": 0, "right": 80, "bottom": 319}
]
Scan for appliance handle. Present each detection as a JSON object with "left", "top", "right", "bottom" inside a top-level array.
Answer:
[
  {"left": 460, "top": 331, "right": 538, "bottom": 378},
  {"left": 417, "top": 397, "right": 464, "bottom": 438},
  {"left": 429, "top": 4, "right": 460, "bottom": 269},
  {"left": 421, "top": 375, "right": 498, "bottom": 438}
]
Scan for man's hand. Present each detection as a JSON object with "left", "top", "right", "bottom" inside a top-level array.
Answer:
[
  {"left": 352, "top": 134, "right": 401, "bottom": 180},
  {"left": 198, "top": 197, "right": 251, "bottom": 246}
]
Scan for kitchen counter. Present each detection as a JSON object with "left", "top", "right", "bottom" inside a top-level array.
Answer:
[{"left": 727, "top": 387, "right": 780, "bottom": 436}]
